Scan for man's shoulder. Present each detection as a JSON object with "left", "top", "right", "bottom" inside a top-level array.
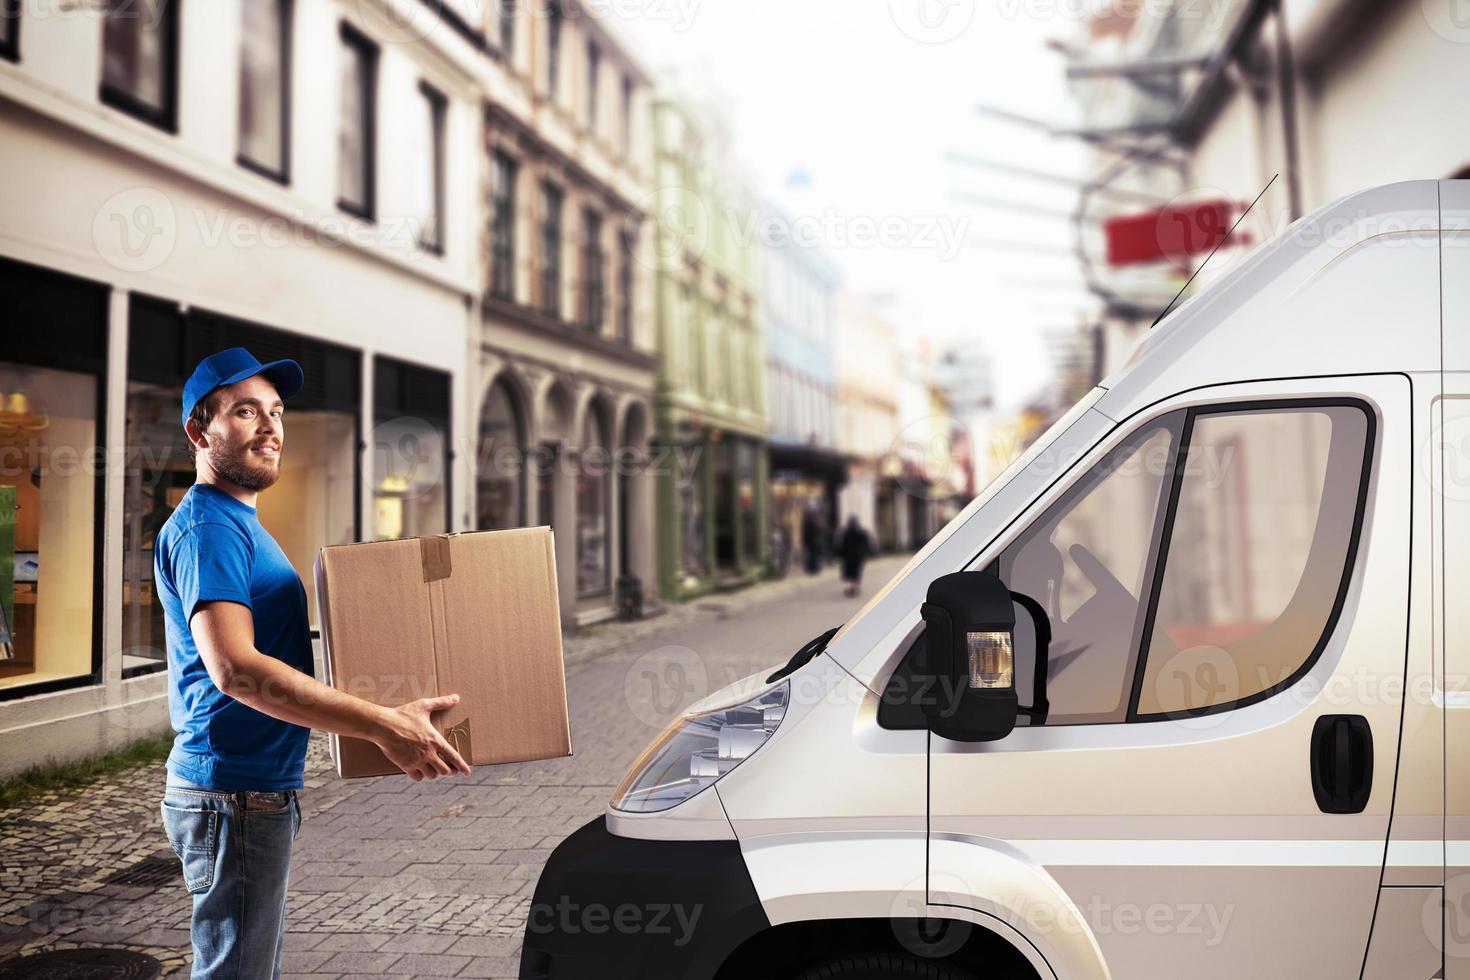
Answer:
[{"left": 158, "top": 488, "right": 254, "bottom": 550}]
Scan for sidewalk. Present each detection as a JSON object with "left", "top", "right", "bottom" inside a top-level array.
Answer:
[{"left": 0, "top": 553, "right": 913, "bottom": 979}]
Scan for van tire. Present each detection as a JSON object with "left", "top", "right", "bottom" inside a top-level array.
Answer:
[{"left": 790, "top": 953, "right": 979, "bottom": 980}]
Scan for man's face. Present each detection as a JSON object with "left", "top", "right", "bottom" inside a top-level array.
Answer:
[{"left": 195, "top": 375, "right": 285, "bottom": 492}]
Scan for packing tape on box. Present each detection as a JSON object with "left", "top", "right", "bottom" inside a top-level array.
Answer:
[{"left": 420, "top": 534, "right": 452, "bottom": 583}]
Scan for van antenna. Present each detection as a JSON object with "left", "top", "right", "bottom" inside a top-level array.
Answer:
[{"left": 1149, "top": 173, "right": 1278, "bottom": 328}]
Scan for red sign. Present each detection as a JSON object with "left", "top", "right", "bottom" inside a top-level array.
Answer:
[{"left": 1104, "top": 199, "right": 1243, "bottom": 268}]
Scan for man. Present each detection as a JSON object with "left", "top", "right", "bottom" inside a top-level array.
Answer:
[{"left": 155, "top": 347, "right": 471, "bottom": 979}]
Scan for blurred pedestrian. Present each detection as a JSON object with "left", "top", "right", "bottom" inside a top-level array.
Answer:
[
  {"left": 838, "top": 515, "right": 875, "bottom": 598},
  {"left": 801, "top": 505, "right": 823, "bottom": 575}
]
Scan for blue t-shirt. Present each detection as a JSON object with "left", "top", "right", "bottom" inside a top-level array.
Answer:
[{"left": 155, "top": 482, "right": 315, "bottom": 791}]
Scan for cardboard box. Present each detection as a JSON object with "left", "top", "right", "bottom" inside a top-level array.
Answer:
[{"left": 314, "top": 527, "right": 572, "bottom": 778}]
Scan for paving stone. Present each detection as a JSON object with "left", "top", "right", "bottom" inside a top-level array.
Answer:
[{"left": 1, "top": 557, "right": 908, "bottom": 973}]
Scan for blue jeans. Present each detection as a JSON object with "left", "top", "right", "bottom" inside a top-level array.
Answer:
[{"left": 160, "top": 774, "right": 302, "bottom": 979}]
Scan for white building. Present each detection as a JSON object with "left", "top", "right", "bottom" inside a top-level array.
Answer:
[
  {"left": 1063, "top": 0, "right": 1470, "bottom": 375},
  {"left": 0, "top": 0, "right": 488, "bottom": 777}
]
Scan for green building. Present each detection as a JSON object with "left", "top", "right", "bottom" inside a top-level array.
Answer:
[{"left": 651, "top": 95, "right": 769, "bottom": 601}]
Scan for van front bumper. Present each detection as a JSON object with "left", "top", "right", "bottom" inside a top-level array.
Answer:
[{"left": 518, "top": 815, "right": 769, "bottom": 980}]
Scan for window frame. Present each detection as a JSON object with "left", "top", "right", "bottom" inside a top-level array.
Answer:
[
  {"left": 490, "top": 150, "right": 519, "bottom": 300},
  {"left": 99, "top": 0, "right": 180, "bottom": 133},
  {"left": 585, "top": 38, "right": 599, "bottom": 132},
  {"left": 582, "top": 207, "right": 604, "bottom": 332},
  {"left": 545, "top": 2, "right": 562, "bottom": 102},
  {"left": 336, "top": 21, "right": 378, "bottom": 222},
  {"left": 976, "top": 395, "right": 1376, "bottom": 727},
  {"left": 540, "top": 180, "right": 564, "bottom": 318},
  {"left": 1126, "top": 398, "right": 1375, "bottom": 722},
  {"left": 236, "top": 0, "right": 293, "bottom": 185},
  {"left": 416, "top": 80, "right": 448, "bottom": 255},
  {"left": 1, "top": 0, "right": 20, "bottom": 63},
  {"left": 498, "top": 0, "right": 515, "bottom": 61}
]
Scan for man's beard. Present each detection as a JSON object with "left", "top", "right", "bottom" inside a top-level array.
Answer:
[{"left": 207, "top": 442, "right": 281, "bottom": 492}]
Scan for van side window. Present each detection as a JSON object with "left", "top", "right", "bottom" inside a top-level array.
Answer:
[
  {"left": 996, "top": 413, "right": 1183, "bottom": 725},
  {"left": 1135, "top": 405, "right": 1370, "bottom": 717}
]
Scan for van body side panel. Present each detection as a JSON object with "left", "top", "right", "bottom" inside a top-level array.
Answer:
[
  {"left": 931, "top": 375, "right": 1411, "bottom": 980},
  {"left": 1361, "top": 886, "right": 1444, "bottom": 980}
]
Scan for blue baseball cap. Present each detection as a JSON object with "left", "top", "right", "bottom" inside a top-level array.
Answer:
[{"left": 181, "top": 347, "right": 305, "bottom": 429}]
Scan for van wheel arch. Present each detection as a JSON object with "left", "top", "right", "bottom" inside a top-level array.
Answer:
[{"left": 713, "top": 917, "right": 1042, "bottom": 980}]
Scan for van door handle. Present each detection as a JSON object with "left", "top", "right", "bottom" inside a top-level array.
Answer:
[{"left": 1310, "top": 715, "right": 1373, "bottom": 814}]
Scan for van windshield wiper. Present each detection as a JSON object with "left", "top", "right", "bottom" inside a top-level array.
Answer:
[{"left": 766, "top": 626, "right": 841, "bottom": 684}]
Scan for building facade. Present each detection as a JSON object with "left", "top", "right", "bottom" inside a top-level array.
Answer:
[
  {"left": 0, "top": 0, "right": 486, "bottom": 776},
  {"left": 651, "top": 94, "right": 768, "bottom": 600},
  {"left": 475, "top": 0, "right": 658, "bottom": 626},
  {"left": 833, "top": 292, "right": 902, "bottom": 552},
  {"left": 763, "top": 202, "right": 843, "bottom": 575},
  {"left": 1061, "top": 0, "right": 1470, "bottom": 377}
]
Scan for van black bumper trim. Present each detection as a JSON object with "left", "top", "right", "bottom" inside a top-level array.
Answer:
[{"left": 519, "top": 815, "right": 768, "bottom": 980}]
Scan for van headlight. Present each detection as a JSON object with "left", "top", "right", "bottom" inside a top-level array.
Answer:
[{"left": 610, "top": 682, "right": 790, "bottom": 813}]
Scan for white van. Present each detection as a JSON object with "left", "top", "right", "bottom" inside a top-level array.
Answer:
[{"left": 519, "top": 180, "right": 1470, "bottom": 980}]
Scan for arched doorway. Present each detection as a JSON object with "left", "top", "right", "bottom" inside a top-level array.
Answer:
[
  {"left": 576, "top": 399, "right": 612, "bottom": 598},
  {"left": 618, "top": 401, "right": 652, "bottom": 594},
  {"left": 476, "top": 376, "right": 526, "bottom": 530}
]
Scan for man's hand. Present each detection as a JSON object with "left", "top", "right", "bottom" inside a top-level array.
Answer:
[
  {"left": 373, "top": 694, "right": 474, "bottom": 782},
  {"left": 190, "top": 601, "right": 473, "bottom": 782}
]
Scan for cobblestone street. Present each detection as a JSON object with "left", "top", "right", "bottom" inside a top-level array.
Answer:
[{"left": 0, "top": 554, "right": 911, "bottom": 979}]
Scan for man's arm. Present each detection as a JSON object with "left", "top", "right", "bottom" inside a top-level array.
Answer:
[{"left": 190, "top": 600, "right": 471, "bottom": 781}]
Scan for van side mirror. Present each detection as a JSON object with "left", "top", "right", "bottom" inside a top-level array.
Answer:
[{"left": 919, "top": 571, "right": 1018, "bottom": 742}]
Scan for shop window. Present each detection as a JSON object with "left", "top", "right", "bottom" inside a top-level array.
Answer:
[
  {"left": 372, "top": 357, "right": 450, "bottom": 540},
  {"left": 100, "top": 0, "right": 178, "bottom": 131},
  {"left": 576, "top": 407, "right": 610, "bottom": 596},
  {"left": 238, "top": 0, "right": 291, "bottom": 182},
  {"left": 0, "top": 366, "right": 99, "bottom": 692},
  {"left": 713, "top": 437, "right": 735, "bottom": 571},
  {"left": 124, "top": 297, "right": 359, "bottom": 650},
  {"left": 736, "top": 440, "right": 757, "bottom": 566},
  {"left": 477, "top": 379, "right": 525, "bottom": 530},
  {"left": 337, "top": 23, "right": 378, "bottom": 219},
  {"left": 679, "top": 446, "right": 706, "bottom": 581},
  {"left": 1136, "top": 405, "right": 1370, "bottom": 717}
]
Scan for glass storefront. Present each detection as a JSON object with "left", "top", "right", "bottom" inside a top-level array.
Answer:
[
  {"left": 372, "top": 357, "right": 450, "bottom": 540},
  {"left": 0, "top": 257, "right": 108, "bottom": 697},
  {"left": 736, "top": 439, "right": 756, "bottom": 567},
  {"left": 576, "top": 406, "right": 610, "bottom": 596},
  {"left": 679, "top": 443, "right": 706, "bottom": 580},
  {"left": 477, "top": 379, "right": 525, "bottom": 530},
  {"left": 0, "top": 365, "right": 100, "bottom": 692}
]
